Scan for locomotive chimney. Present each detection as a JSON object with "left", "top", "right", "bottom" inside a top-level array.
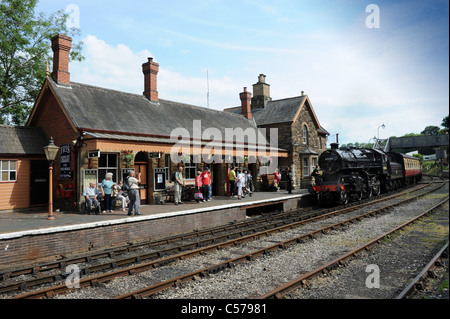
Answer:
[{"left": 330, "top": 143, "right": 339, "bottom": 150}]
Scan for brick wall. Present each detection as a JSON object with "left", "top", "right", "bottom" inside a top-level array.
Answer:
[
  {"left": 28, "top": 88, "right": 78, "bottom": 209},
  {"left": 0, "top": 207, "right": 246, "bottom": 267}
]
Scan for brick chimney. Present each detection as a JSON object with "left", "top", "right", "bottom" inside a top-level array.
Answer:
[
  {"left": 239, "top": 87, "right": 252, "bottom": 120},
  {"left": 51, "top": 34, "right": 72, "bottom": 85},
  {"left": 251, "top": 74, "right": 271, "bottom": 109},
  {"left": 142, "top": 57, "right": 159, "bottom": 101}
]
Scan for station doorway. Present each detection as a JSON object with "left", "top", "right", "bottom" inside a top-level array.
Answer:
[
  {"left": 30, "top": 160, "right": 49, "bottom": 206},
  {"left": 134, "top": 152, "right": 149, "bottom": 204}
]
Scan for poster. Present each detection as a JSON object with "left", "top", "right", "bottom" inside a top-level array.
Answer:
[
  {"left": 60, "top": 143, "right": 72, "bottom": 178},
  {"left": 154, "top": 168, "right": 166, "bottom": 191},
  {"left": 83, "top": 169, "right": 98, "bottom": 192}
]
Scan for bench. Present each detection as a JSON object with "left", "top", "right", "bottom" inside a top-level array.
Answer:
[
  {"left": 161, "top": 185, "right": 195, "bottom": 202},
  {"left": 261, "top": 174, "right": 279, "bottom": 191}
]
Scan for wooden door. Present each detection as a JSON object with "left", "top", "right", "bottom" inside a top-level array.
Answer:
[
  {"left": 30, "top": 160, "right": 49, "bottom": 206},
  {"left": 134, "top": 163, "right": 148, "bottom": 204}
]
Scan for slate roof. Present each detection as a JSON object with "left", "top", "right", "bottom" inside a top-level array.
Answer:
[
  {"left": 47, "top": 78, "right": 257, "bottom": 138},
  {"left": 0, "top": 125, "right": 48, "bottom": 155},
  {"left": 224, "top": 95, "right": 329, "bottom": 135}
]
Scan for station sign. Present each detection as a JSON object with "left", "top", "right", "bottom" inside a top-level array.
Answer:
[
  {"left": 88, "top": 150, "right": 100, "bottom": 158},
  {"left": 149, "top": 152, "right": 161, "bottom": 159}
]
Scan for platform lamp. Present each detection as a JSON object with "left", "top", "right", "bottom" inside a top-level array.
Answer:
[
  {"left": 43, "top": 137, "right": 60, "bottom": 220},
  {"left": 377, "top": 124, "right": 385, "bottom": 140}
]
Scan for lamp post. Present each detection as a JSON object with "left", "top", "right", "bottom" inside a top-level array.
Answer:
[
  {"left": 43, "top": 137, "right": 60, "bottom": 220},
  {"left": 377, "top": 124, "right": 385, "bottom": 140}
]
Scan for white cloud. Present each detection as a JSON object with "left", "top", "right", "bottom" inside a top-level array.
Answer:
[
  {"left": 69, "top": 25, "right": 448, "bottom": 147},
  {"left": 71, "top": 35, "right": 151, "bottom": 94},
  {"left": 70, "top": 35, "right": 242, "bottom": 109}
]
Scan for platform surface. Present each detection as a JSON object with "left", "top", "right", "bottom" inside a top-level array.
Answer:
[{"left": 0, "top": 190, "right": 309, "bottom": 239}]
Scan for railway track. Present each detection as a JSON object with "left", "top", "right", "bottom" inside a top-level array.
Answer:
[
  {"left": 2, "top": 176, "right": 444, "bottom": 299},
  {"left": 260, "top": 196, "right": 449, "bottom": 299},
  {"left": 396, "top": 241, "right": 449, "bottom": 299}
]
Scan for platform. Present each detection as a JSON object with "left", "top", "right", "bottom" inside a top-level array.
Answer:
[{"left": 0, "top": 190, "right": 311, "bottom": 267}]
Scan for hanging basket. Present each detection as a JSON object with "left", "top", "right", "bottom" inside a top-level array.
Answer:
[{"left": 120, "top": 150, "right": 134, "bottom": 167}]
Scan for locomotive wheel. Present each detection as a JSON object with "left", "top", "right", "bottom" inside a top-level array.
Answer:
[
  {"left": 354, "top": 191, "right": 363, "bottom": 201},
  {"left": 372, "top": 180, "right": 381, "bottom": 196},
  {"left": 364, "top": 187, "right": 372, "bottom": 199}
]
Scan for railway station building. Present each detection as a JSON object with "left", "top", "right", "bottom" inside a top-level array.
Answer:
[
  {"left": 4, "top": 34, "right": 288, "bottom": 211},
  {"left": 224, "top": 74, "right": 329, "bottom": 188},
  {"left": 0, "top": 125, "right": 49, "bottom": 210}
]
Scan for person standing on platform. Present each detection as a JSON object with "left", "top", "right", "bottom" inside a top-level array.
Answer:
[
  {"left": 286, "top": 167, "right": 294, "bottom": 194},
  {"left": 236, "top": 168, "right": 245, "bottom": 200},
  {"left": 202, "top": 167, "right": 211, "bottom": 201},
  {"left": 127, "top": 171, "right": 141, "bottom": 216},
  {"left": 100, "top": 172, "right": 115, "bottom": 213},
  {"left": 229, "top": 166, "right": 237, "bottom": 197},
  {"left": 311, "top": 165, "right": 323, "bottom": 186},
  {"left": 174, "top": 165, "right": 184, "bottom": 205},
  {"left": 195, "top": 170, "right": 203, "bottom": 203}
]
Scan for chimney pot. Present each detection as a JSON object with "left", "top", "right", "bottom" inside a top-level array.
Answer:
[
  {"left": 51, "top": 34, "right": 72, "bottom": 84},
  {"left": 240, "top": 87, "right": 252, "bottom": 120},
  {"left": 143, "top": 57, "right": 159, "bottom": 101}
]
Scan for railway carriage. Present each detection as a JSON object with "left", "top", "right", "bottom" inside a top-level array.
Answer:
[{"left": 310, "top": 143, "right": 422, "bottom": 205}]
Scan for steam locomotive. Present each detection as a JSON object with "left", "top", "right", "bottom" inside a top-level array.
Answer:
[{"left": 309, "top": 143, "right": 422, "bottom": 205}]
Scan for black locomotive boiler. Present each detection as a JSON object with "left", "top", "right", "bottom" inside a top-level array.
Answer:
[{"left": 310, "top": 143, "right": 422, "bottom": 205}]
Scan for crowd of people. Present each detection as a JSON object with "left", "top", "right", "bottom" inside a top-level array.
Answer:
[
  {"left": 82, "top": 164, "right": 323, "bottom": 214},
  {"left": 82, "top": 171, "right": 141, "bottom": 216}
]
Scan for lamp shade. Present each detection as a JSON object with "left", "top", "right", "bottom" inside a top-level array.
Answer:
[{"left": 44, "top": 137, "right": 60, "bottom": 161}]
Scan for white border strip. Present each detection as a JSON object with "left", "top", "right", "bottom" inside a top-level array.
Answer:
[{"left": 0, "top": 194, "right": 305, "bottom": 240}]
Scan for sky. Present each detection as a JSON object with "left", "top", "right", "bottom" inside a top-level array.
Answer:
[{"left": 36, "top": 0, "right": 449, "bottom": 146}]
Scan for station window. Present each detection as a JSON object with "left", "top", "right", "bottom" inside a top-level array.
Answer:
[
  {"left": 183, "top": 155, "right": 197, "bottom": 180},
  {"left": 164, "top": 154, "right": 171, "bottom": 182},
  {"left": 302, "top": 125, "right": 308, "bottom": 145},
  {"left": 303, "top": 158, "right": 310, "bottom": 176},
  {"left": 98, "top": 153, "right": 118, "bottom": 183},
  {"left": 0, "top": 160, "right": 17, "bottom": 182}
]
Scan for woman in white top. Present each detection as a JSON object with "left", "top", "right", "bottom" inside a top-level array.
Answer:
[{"left": 236, "top": 168, "right": 245, "bottom": 200}]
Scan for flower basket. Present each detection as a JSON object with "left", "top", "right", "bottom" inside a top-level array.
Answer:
[{"left": 120, "top": 150, "right": 134, "bottom": 167}]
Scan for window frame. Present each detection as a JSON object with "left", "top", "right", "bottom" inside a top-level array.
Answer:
[
  {"left": 302, "top": 125, "right": 308, "bottom": 145},
  {"left": 0, "top": 160, "right": 18, "bottom": 182},
  {"left": 182, "top": 155, "right": 197, "bottom": 180},
  {"left": 97, "top": 153, "right": 118, "bottom": 183}
]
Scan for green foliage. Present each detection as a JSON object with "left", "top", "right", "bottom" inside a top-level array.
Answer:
[
  {"left": 421, "top": 125, "right": 441, "bottom": 135},
  {"left": 0, "top": 0, "right": 83, "bottom": 125},
  {"left": 442, "top": 115, "right": 449, "bottom": 132}
]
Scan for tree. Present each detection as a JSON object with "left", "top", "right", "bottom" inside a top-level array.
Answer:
[
  {"left": 0, "top": 0, "right": 83, "bottom": 125},
  {"left": 442, "top": 115, "right": 449, "bottom": 133},
  {"left": 420, "top": 125, "right": 440, "bottom": 135}
]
